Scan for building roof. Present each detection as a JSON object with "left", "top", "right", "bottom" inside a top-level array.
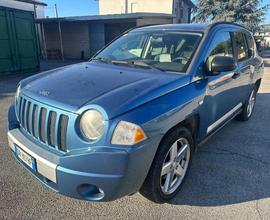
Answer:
[
  {"left": 15, "top": 0, "right": 47, "bottom": 6},
  {"left": 36, "top": 12, "right": 173, "bottom": 23}
]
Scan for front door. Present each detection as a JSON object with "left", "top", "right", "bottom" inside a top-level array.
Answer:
[{"left": 203, "top": 31, "right": 242, "bottom": 134}]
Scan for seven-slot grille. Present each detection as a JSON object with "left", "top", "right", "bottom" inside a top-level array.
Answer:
[{"left": 16, "top": 96, "right": 69, "bottom": 152}]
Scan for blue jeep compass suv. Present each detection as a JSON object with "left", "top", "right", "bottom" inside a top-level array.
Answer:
[{"left": 8, "top": 22, "right": 264, "bottom": 203}]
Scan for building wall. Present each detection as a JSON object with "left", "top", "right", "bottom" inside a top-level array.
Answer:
[
  {"left": 0, "top": 0, "right": 45, "bottom": 18},
  {"left": 62, "top": 22, "right": 90, "bottom": 59},
  {"left": 89, "top": 23, "right": 105, "bottom": 56},
  {"left": 35, "top": 5, "right": 45, "bottom": 18},
  {"left": 99, "top": 0, "right": 173, "bottom": 15},
  {"left": 43, "top": 22, "right": 90, "bottom": 59},
  {"left": 99, "top": 0, "right": 193, "bottom": 23},
  {"left": 173, "top": 0, "right": 192, "bottom": 23}
]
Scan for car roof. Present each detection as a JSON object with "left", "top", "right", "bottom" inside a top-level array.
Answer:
[{"left": 131, "top": 22, "right": 249, "bottom": 34}]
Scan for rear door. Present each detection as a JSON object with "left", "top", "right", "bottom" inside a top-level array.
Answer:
[{"left": 231, "top": 31, "right": 253, "bottom": 103}]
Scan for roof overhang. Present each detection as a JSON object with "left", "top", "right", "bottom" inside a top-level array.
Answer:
[
  {"left": 36, "top": 12, "right": 173, "bottom": 23},
  {"left": 15, "top": 0, "right": 47, "bottom": 6}
]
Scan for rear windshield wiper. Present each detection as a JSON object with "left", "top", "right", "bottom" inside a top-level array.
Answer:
[{"left": 111, "top": 60, "right": 165, "bottom": 72}]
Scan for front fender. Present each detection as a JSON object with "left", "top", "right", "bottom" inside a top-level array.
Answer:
[
  {"left": 106, "top": 80, "right": 206, "bottom": 190},
  {"left": 115, "top": 80, "right": 207, "bottom": 139}
]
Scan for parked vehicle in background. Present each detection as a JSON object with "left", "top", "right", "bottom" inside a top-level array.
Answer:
[{"left": 7, "top": 22, "right": 264, "bottom": 203}]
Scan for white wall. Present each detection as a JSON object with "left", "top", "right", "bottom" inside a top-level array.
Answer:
[
  {"left": 99, "top": 0, "right": 174, "bottom": 15},
  {"left": 99, "top": 0, "right": 192, "bottom": 23},
  {"left": 0, "top": 0, "right": 45, "bottom": 18},
  {"left": 35, "top": 5, "right": 45, "bottom": 18}
]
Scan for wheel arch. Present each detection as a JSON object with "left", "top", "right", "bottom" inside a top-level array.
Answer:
[
  {"left": 255, "top": 78, "right": 262, "bottom": 91},
  {"left": 159, "top": 114, "right": 200, "bottom": 150}
]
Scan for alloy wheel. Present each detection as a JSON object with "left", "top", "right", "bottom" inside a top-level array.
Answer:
[
  {"left": 247, "top": 90, "right": 256, "bottom": 118},
  {"left": 160, "top": 137, "right": 191, "bottom": 195}
]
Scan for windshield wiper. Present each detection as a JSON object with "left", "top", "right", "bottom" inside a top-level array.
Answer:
[
  {"left": 132, "top": 61, "right": 165, "bottom": 72},
  {"left": 111, "top": 60, "right": 165, "bottom": 72},
  {"left": 91, "top": 57, "right": 110, "bottom": 64}
]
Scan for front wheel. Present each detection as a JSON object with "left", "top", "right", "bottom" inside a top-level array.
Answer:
[
  {"left": 237, "top": 87, "right": 257, "bottom": 121},
  {"left": 140, "top": 127, "right": 194, "bottom": 203}
]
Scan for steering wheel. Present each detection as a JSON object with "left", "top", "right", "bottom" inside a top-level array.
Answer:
[{"left": 172, "top": 56, "right": 189, "bottom": 63}]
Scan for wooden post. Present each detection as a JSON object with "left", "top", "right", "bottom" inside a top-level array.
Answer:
[
  {"left": 58, "top": 20, "right": 64, "bottom": 61},
  {"left": 41, "top": 22, "right": 48, "bottom": 60}
]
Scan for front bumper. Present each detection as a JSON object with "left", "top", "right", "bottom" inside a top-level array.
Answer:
[{"left": 8, "top": 128, "right": 160, "bottom": 201}]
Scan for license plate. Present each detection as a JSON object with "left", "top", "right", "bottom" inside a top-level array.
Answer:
[{"left": 15, "top": 145, "right": 36, "bottom": 171}]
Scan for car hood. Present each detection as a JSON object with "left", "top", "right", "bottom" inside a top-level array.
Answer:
[{"left": 21, "top": 62, "right": 190, "bottom": 119}]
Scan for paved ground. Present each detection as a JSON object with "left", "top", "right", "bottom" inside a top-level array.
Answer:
[{"left": 0, "top": 58, "right": 270, "bottom": 220}]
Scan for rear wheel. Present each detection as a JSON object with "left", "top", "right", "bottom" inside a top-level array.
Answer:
[
  {"left": 237, "top": 87, "right": 257, "bottom": 121},
  {"left": 140, "top": 127, "right": 194, "bottom": 203}
]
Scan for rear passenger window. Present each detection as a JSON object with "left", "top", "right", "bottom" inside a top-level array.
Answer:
[
  {"left": 234, "top": 32, "right": 248, "bottom": 61},
  {"left": 207, "top": 31, "right": 233, "bottom": 68}
]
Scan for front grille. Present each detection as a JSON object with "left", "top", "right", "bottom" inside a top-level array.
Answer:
[{"left": 16, "top": 96, "right": 69, "bottom": 152}]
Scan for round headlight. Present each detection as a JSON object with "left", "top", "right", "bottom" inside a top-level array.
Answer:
[{"left": 80, "top": 110, "right": 105, "bottom": 141}]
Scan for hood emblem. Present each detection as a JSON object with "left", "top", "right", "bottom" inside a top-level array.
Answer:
[{"left": 39, "top": 90, "right": 50, "bottom": 97}]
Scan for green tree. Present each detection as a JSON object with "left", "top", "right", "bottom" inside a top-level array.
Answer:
[{"left": 193, "top": 0, "right": 270, "bottom": 32}]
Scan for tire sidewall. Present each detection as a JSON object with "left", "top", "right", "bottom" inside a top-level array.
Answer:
[
  {"left": 150, "top": 127, "right": 194, "bottom": 203},
  {"left": 244, "top": 87, "right": 257, "bottom": 120}
]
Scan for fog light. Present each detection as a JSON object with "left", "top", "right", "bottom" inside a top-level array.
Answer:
[{"left": 77, "top": 184, "right": 104, "bottom": 201}]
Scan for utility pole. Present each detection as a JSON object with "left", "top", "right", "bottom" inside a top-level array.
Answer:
[
  {"left": 55, "top": 3, "right": 64, "bottom": 61},
  {"left": 54, "top": 4, "right": 59, "bottom": 18},
  {"left": 125, "top": 0, "right": 128, "bottom": 13}
]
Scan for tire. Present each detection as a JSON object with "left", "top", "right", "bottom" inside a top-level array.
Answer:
[
  {"left": 140, "top": 126, "right": 194, "bottom": 203},
  {"left": 237, "top": 86, "right": 257, "bottom": 121}
]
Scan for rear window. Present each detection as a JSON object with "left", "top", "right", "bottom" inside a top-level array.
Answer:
[
  {"left": 234, "top": 32, "right": 248, "bottom": 62},
  {"left": 245, "top": 33, "right": 256, "bottom": 58},
  {"left": 206, "top": 31, "right": 233, "bottom": 71}
]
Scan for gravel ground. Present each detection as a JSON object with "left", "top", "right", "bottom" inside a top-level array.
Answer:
[{"left": 0, "top": 59, "right": 270, "bottom": 220}]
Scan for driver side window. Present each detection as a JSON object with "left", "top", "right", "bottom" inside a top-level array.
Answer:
[{"left": 207, "top": 31, "right": 233, "bottom": 70}]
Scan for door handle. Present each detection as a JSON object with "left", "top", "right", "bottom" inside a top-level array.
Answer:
[{"left": 232, "top": 72, "right": 240, "bottom": 79}]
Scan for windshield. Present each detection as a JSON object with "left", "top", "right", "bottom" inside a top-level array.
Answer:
[{"left": 93, "top": 31, "right": 203, "bottom": 73}]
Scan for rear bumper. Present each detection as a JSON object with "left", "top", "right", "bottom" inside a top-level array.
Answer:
[{"left": 8, "top": 128, "right": 159, "bottom": 201}]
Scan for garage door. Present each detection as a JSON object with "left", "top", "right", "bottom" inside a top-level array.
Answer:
[{"left": 0, "top": 7, "right": 39, "bottom": 76}]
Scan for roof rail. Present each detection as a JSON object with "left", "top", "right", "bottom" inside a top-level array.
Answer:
[
  {"left": 123, "top": 24, "right": 160, "bottom": 34},
  {"left": 207, "top": 21, "right": 249, "bottom": 32}
]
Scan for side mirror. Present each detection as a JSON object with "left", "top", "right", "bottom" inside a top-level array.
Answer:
[{"left": 206, "top": 56, "right": 236, "bottom": 75}]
